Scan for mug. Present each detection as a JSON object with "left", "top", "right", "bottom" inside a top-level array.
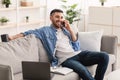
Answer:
[{"left": 1, "top": 34, "right": 9, "bottom": 42}]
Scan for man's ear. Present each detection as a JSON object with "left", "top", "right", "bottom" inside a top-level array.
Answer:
[{"left": 50, "top": 16, "right": 52, "bottom": 21}]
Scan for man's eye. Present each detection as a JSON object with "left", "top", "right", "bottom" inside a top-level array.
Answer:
[{"left": 61, "top": 17, "right": 63, "bottom": 19}]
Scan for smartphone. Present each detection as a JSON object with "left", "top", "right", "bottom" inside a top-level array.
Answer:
[{"left": 61, "top": 22, "right": 65, "bottom": 27}]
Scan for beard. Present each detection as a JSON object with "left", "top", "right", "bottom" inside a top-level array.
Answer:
[{"left": 52, "top": 21, "right": 62, "bottom": 29}]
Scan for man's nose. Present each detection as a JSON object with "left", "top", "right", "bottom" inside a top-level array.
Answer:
[{"left": 59, "top": 19, "right": 64, "bottom": 22}]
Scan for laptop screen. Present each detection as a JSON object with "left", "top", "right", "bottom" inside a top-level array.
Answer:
[{"left": 22, "top": 61, "right": 50, "bottom": 80}]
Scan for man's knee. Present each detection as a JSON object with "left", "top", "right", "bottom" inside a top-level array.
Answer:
[{"left": 100, "top": 52, "right": 109, "bottom": 63}]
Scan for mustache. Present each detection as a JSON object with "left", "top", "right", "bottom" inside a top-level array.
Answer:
[{"left": 56, "top": 21, "right": 64, "bottom": 24}]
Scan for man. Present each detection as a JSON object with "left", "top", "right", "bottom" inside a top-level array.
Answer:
[{"left": 9, "top": 9, "right": 109, "bottom": 80}]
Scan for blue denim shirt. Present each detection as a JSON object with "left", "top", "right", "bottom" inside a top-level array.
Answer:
[{"left": 23, "top": 24, "right": 80, "bottom": 66}]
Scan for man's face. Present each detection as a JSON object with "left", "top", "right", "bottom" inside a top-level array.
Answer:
[{"left": 50, "top": 12, "right": 64, "bottom": 29}]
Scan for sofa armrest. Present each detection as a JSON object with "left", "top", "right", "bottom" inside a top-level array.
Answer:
[
  {"left": 101, "top": 35, "right": 118, "bottom": 70},
  {"left": 101, "top": 35, "right": 118, "bottom": 55},
  {"left": 0, "top": 64, "right": 12, "bottom": 80}
]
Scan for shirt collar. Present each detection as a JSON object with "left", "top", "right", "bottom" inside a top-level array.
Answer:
[
  {"left": 50, "top": 24, "right": 69, "bottom": 34},
  {"left": 50, "top": 24, "right": 57, "bottom": 32}
]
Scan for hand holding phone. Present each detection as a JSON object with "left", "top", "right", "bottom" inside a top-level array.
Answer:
[
  {"left": 61, "top": 21, "right": 65, "bottom": 27},
  {"left": 61, "top": 20, "right": 71, "bottom": 31}
]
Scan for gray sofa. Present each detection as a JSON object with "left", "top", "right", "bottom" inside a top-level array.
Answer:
[{"left": 0, "top": 34, "right": 118, "bottom": 80}]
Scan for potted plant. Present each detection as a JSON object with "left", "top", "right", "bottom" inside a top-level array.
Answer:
[
  {"left": 60, "top": 0, "right": 81, "bottom": 24},
  {"left": 99, "top": 0, "right": 107, "bottom": 6},
  {"left": 0, "top": 17, "right": 9, "bottom": 25},
  {"left": 59, "top": 0, "right": 81, "bottom": 34},
  {"left": 2, "top": 0, "right": 11, "bottom": 8}
]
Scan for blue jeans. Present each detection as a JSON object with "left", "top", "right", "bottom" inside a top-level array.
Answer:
[{"left": 61, "top": 50, "right": 109, "bottom": 80}]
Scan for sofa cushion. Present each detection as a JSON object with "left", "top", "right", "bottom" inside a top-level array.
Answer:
[
  {"left": 14, "top": 71, "right": 80, "bottom": 80},
  {"left": 51, "top": 72, "right": 79, "bottom": 80},
  {"left": 0, "top": 34, "right": 39, "bottom": 74},
  {"left": 106, "top": 69, "right": 120, "bottom": 80},
  {"left": 37, "top": 38, "right": 49, "bottom": 62},
  {"left": 108, "top": 54, "right": 116, "bottom": 65},
  {"left": 78, "top": 30, "right": 103, "bottom": 51}
]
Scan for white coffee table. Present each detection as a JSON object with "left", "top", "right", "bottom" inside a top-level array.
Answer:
[{"left": 107, "top": 69, "right": 120, "bottom": 80}]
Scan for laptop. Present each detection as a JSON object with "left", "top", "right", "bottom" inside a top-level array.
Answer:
[{"left": 22, "top": 61, "right": 50, "bottom": 80}]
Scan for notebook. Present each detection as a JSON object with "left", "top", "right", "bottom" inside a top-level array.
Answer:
[
  {"left": 22, "top": 61, "right": 50, "bottom": 80},
  {"left": 50, "top": 67, "right": 73, "bottom": 75}
]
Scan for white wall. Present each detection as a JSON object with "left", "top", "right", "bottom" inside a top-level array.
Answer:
[
  {"left": 46, "top": 0, "right": 81, "bottom": 25},
  {"left": 1, "top": 0, "right": 120, "bottom": 35},
  {"left": 0, "top": 0, "right": 47, "bottom": 35},
  {"left": 46, "top": 0, "right": 60, "bottom": 25},
  {"left": 46, "top": 0, "right": 120, "bottom": 31}
]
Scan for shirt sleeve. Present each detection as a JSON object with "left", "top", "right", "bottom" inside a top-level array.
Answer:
[
  {"left": 71, "top": 39, "right": 80, "bottom": 51},
  {"left": 23, "top": 28, "right": 43, "bottom": 39}
]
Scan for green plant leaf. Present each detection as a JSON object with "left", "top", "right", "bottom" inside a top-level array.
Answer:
[
  {"left": 61, "top": 5, "right": 67, "bottom": 9},
  {"left": 69, "top": 4, "right": 78, "bottom": 9},
  {"left": 60, "top": 0, "right": 81, "bottom": 24},
  {"left": 0, "top": 17, "right": 9, "bottom": 23},
  {"left": 99, "top": 0, "right": 107, "bottom": 2},
  {"left": 60, "top": 0, "right": 67, "bottom": 3},
  {"left": 2, "top": 0, "right": 11, "bottom": 5}
]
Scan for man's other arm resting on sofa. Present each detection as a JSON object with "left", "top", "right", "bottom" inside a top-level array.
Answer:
[{"left": 9, "top": 33, "right": 24, "bottom": 40}]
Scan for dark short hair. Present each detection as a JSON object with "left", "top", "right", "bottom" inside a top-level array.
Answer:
[{"left": 50, "top": 9, "right": 63, "bottom": 16}]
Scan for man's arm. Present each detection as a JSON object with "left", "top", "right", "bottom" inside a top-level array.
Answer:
[
  {"left": 9, "top": 33, "right": 24, "bottom": 40},
  {"left": 68, "top": 28, "right": 80, "bottom": 51},
  {"left": 9, "top": 28, "right": 43, "bottom": 40},
  {"left": 68, "top": 29, "right": 77, "bottom": 41},
  {"left": 64, "top": 20, "right": 77, "bottom": 41},
  {"left": 63, "top": 20, "right": 80, "bottom": 51}
]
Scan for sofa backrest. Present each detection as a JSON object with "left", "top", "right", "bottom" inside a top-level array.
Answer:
[
  {"left": 0, "top": 34, "right": 39, "bottom": 74},
  {"left": 36, "top": 38, "right": 49, "bottom": 62},
  {"left": 36, "top": 35, "right": 118, "bottom": 64}
]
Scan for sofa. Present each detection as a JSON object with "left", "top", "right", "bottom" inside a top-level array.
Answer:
[{"left": 0, "top": 31, "right": 118, "bottom": 80}]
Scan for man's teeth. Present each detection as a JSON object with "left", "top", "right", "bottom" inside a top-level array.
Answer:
[{"left": 57, "top": 22, "right": 61, "bottom": 25}]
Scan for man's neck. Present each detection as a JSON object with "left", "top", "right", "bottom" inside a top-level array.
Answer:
[
  {"left": 57, "top": 28, "right": 62, "bottom": 31},
  {"left": 52, "top": 24, "right": 62, "bottom": 30}
]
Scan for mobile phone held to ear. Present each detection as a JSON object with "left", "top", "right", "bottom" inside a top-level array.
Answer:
[{"left": 61, "top": 22, "right": 65, "bottom": 27}]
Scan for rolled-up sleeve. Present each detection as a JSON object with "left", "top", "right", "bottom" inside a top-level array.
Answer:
[
  {"left": 71, "top": 39, "right": 80, "bottom": 51},
  {"left": 23, "top": 28, "right": 43, "bottom": 39},
  {"left": 23, "top": 30, "right": 38, "bottom": 36}
]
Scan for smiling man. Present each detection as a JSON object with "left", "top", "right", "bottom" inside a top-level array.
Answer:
[{"left": 9, "top": 9, "right": 109, "bottom": 80}]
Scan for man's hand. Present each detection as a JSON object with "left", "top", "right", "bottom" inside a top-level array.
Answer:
[
  {"left": 62, "top": 20, "right": 72, "bottom": 31},
  {"left": 9, "top": 33, "right": 24, "bottom": 40},
  {"left": 8, "top": 36, "right": 15, "bottom": 40}
]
